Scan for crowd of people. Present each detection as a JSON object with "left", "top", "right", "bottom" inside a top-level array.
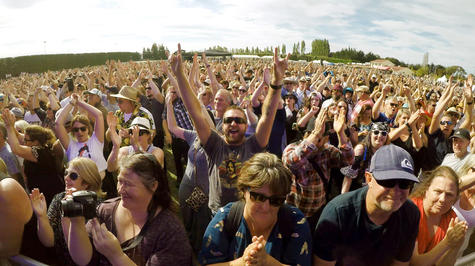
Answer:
[{"left": 0, "top": 43, "right": 474, "bottom": 265}]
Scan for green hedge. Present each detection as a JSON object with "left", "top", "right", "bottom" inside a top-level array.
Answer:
[{"left": 0, "top": 52, "right": 141, "bottom": 79}]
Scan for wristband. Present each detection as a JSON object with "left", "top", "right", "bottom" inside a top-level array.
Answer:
[
  {"left": 269, "top": 84, "right": 282, "bottom": 90},
  {"left": 467, "top": 102, "right": 473, "bottom": 105}
]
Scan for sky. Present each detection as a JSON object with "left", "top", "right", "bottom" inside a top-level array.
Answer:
[{"left": 1, "top": 0, "right": 474, "bottom": 74}]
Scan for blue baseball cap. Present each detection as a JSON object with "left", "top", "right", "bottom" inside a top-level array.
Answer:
[{"left": 369, "top": 144, "right": 419, "bottom": 182}]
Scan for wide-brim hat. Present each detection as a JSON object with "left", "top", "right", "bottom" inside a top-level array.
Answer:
[{"left": 110, "top": 86, "right": 138, "bottom": 102}]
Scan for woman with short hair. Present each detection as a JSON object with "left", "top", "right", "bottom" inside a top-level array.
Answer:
[{"left": 199, "top": 152, "right": 312, "bottom": 266}]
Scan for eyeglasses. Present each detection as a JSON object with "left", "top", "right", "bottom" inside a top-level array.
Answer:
[
  {"left": 145, "top": 87, "right": 152, "bottom": 90},
  {"left": 440, "top": 121, "right": 453, "bottom": 126},
  {"left": 375, "top": 178, "right": 414, "bottom": 189},
  {"left": 372, "top": 130, "right": 388, "bottom": 136},
  {"left": 129, "top": 129, "right": 150, "bottom": 136},
  {"left": 223, "top": 117, "right": 246, "bottom": 124},
  {"left": 389, "top": 103, "right": 399, "bottom": 108},
  {"left": 64, "top": 170, "right": 79, "bottom": 181},
  {"left": 248, "top": 190, "right": 286, "bottom": 207},
  {"left": 72, "top": 126, "right": 87, "bottom": 133},
  {"left": 239, "top": 90, "right": 246, "bottom": 93}
]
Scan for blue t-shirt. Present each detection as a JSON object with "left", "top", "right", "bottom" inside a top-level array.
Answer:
[{"left": 199, "top": 202, "right": 312, "bottom": 266}]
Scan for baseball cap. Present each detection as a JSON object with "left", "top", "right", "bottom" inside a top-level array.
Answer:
[
  {"left": 369, "top": 144, "right": 419, "bottom": 182},
  {"left": 84, "top": 88, "right": 102, "bottom": 97},
  {"left": 10, "top": 107, "right": 24, "bottom": 118},
  {"left": 449, "top": 128, "right": 470, "bottom": 141}
]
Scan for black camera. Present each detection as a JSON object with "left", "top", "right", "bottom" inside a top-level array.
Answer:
[
  {"left": 61, "top": 191, "right": 97, "bottom": 220},
  {"left": 65, "top": 78, "right": 74, "bottom": 92}
]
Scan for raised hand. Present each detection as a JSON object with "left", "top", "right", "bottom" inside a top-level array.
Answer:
[
  {"left": 1, "top": 108, "right": 16, "bottom": 127},
  {"left": 272, "top": 48, "right": 289, "bottom": 85},
  {"left": 263, "top": 67, "right": 271, "bottom": 86},
  {"left": 313, "top": 106, "right": 328, "bottom": 137},
  {"left": 169, "top": 43, "right": 183, "bottom": 75},
  {"left": 106, "top": 112, "right": 118, "bottom": 129},
  {"left": 90, "top": 218, "right": 123, "bottom": 260},
  {"left": 29, "top": 188, "right": 48, "bottom": 218},
  {"left": 445, "top": 217, "right": 468, "bottom": 247},
  {"left": 333, "top": 107, "right": 347, "bottom": 133},
  {"left": 407, "top": 110, "right": 421, "bottom": 127},
  {"left": 463, "top": 74, "right": 473, "bottom": 101}
]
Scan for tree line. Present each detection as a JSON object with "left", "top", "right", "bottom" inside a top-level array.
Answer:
[{"left": 0, "top": 52, "right": 140, "bottom": 79}]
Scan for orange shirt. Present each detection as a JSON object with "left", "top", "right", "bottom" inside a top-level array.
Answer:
[{"left": 411, "top": 197, "right": 457, "bottom": 254}]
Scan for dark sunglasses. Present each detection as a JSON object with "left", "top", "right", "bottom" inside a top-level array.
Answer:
[
  {"left": 372, "top": 130, "right": 388, "bottom": 136},
  {"left": 223, "top": 117, "right": 246, "bottom": 124},
  {"left": 72, "top": 126, "right": 87, "bottom": 133},
  {"left": 375, "top": 178, "right": 414, "bottom": 189},
  {"left": 389, "top": 103, "right": 399, "bottom": 108},
  {"left": 64, "top": 170, "right": 79, "bottom": 181},
  {"left": 440, "top": 121, "right": 453, "bottom": 126},
  {"left": 129, "top": 129, "right": 150, "bottom": 136},
  {"left": 249, "top": 190, "right": 286, "bottom": 207}
]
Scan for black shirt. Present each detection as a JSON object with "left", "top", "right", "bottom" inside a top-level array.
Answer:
[{"left": 313, "top": 186, "right": 420, "bottom": 266}]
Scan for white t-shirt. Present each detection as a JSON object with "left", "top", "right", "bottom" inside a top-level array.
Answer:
[
  {"left": 24, "top": 111, "right": 42, "bottom": 125},
  {"left": 441, "top": 153, "right": 471, "bottom": 173},
  {"left": 66, "top": 132, "right": 107, "bottom": 173}
]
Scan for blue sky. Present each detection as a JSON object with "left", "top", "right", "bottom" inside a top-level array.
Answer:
[{"left": 0, "top": 0, "right": 474, "bottom": 74}]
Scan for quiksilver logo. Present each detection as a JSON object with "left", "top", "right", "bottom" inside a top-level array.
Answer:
[{"left": 401, "top": 159, "right": 413, "bottom": 170}]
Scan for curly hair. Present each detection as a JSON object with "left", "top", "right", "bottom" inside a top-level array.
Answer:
[{"left": 25, "top": 125, "right": 56, "bottom": 147}]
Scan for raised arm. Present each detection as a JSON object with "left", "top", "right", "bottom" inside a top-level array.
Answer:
[
  {"left": 29, "top": 188, "right": 54, "bottom": 247},
  {"left": 165, "top": 91, "right": 185, "bottom": 140},
  {"left": 75, "top": 93, "right": 105, "bottom": 143},
  {"left": 255, "top": 48, "right": 289, "bottom": 148},
  {"left": 202, "top": 53, "right": 223, "bottom": 95},
  {"left": 55, "top": 104, "right": 74, "bottom": 150},
  {"left": 250, "top": 68, "right": 270, "bottom": 108},
  {"left": 460, "top": 75, "right": 473, "bottom": 130},
  {"left": 147, "top": 77, "right": 164, "bottom": 103},
  {"left": 372, "top": 84, "right": 389, "bottom": 120},
  {"left": 428, "top": 83, "right": 455, "bottom": 135},
  {"left": 169, "top": 44, "right": 211, "bottom": 145},
  {"left": 106, "top": 112, "right": 122, "bottom": 172},
  {"left": 2, "top": 109, "right": 37, "bottom": 162}
]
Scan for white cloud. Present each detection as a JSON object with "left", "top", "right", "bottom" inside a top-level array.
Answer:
[{"left": 0, "top": 0, "right": 474, "bottom": 73}]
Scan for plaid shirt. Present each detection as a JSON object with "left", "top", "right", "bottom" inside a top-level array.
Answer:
[
  {"left": 282, "top": 139, "right": 354, "bottom": 217},
  {"left": 162, "top": 98, "right": 194, "bottom": 131}
]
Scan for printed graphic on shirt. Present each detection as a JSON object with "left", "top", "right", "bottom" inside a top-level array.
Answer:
[{"left": 217, "top": 152, "right": 242, "bottom": 189}]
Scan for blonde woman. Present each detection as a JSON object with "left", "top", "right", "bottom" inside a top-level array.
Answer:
[{"left": 29, "top": 157, "right": 105, "bottom": 266}]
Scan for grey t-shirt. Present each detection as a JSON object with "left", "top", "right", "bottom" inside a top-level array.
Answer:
[{"left": 203, "top": 130, "right": 263, "bottom": 212}]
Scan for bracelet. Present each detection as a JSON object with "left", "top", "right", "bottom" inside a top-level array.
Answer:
[
  {"left": 405, "top": 123, "right": 412, "bottom": 132},
  {"left": 269, "top": 84, "right": 282, "bottom": 90},
  {"left": 467, "top": 102, "right": 473, "bottom": 105}
]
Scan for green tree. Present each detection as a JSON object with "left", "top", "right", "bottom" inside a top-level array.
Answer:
[
  {"left": 311, "top": 39, "right": 330, "bottom": 57},
  {"left": 281, "top": 44, "right": 286, "bottom": 55},
  {"left": 151, "top": 43, "right": 159, "bottom": 60},
  {"left": 301, "top": 40, "right": 306, "bottom": 55}
]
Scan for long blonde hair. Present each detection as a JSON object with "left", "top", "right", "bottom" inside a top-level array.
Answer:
[{"left": 68, "top": 157, "right": 106, "bottom": 198}]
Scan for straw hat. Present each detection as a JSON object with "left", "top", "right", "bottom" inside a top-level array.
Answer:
[{"left": 110, "top": 86, "right": 138, "bottom": 102}]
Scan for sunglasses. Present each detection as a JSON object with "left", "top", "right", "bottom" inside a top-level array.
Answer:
[
  {"left": 372, "top": 130, "right": 388, "bottom": 136},
  {"left": 64, "top": 170, "right": 79, "bottom": 181},
  {"left": 72, "top": 126, "right": 88, "bottom": 133},
  {"left": 223, "top": 117, "right": 246, "bottom": 124},
  {"left": 440, "top": 121, "right": 453, "bottom": 126},
  {"left": 248, "top": 190, "right": 286, "bottom": 207},
  {"left": 389, "top": 103, "right": 399, "bottom": 108},
  {"left": 128, "top": 129, "right": 150, "bottom": 136},
  {"left": 375, "top": 178, "right": 414, "bottom": 189}
]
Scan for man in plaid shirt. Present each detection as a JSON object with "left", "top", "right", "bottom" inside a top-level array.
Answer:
[{"left": 283, "top": 106, "right": 354, "bottom": 229}]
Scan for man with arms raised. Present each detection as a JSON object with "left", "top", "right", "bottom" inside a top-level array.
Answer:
[
  {"left": 313, "top": 144, "right": 420, "bottom": 265},
  {"left": 169, "top": 44, "right": 288, "bottom": 213}
]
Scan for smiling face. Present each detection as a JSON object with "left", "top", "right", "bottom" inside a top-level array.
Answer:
[
  {"left": 117, "top": 168, "right": 156, "bottom": 211},
  {"left": 423, "top": 176, "right": 458, "bottom": 216},
  {"left": 222, "top": 108, "right": 247, "bottom": 145},
  {"left": 366, "top": 173, "right": 410, "bottom": 213},
  {"left": 385, "top": 98, "right": 399, "bottom": 118},
  {"left": 370, "top": 130, "right": 388, "bottom": 150},
  {"left": 64, "top": 166, "right": 88, "bottom": 191},
  {"left": 440, "top": 115, "right": 456, "bottom": 137}
]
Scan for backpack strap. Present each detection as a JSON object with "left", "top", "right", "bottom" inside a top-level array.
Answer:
[
  {"left": 224, "top": 201, "right": 245, "bottom": 240},
  {"left": 224, "top": 201, "right": 295, "bottom": 240}
]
